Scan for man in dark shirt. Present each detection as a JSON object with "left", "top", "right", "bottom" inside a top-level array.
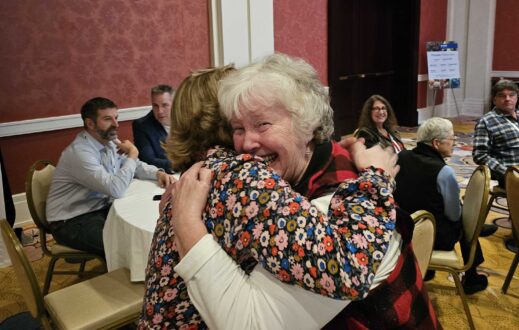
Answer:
[{"left": 133, "top": 84, "right": 174, "bottom": 173}]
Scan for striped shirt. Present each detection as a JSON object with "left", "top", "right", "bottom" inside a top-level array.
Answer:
[{"left": 473, "top": 107, "right": 519, "bottom": 178}]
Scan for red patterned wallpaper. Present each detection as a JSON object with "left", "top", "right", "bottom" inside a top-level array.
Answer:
[
  {"left": 0, "top": 0, "right": 210, "bottom": 193},
  {"left": 493, "top": 0, "right": 519, "bottom": 71},
  {"left": 0, "top": 0, "right": 210, "bottom": 123},
  {"left": 274, "top": 0, "right": 328, "bottom": 84}
]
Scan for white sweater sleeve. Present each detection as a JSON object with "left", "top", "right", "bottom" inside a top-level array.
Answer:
[{"left": 175, "top": 233, "right": 351, "bottom": 330}]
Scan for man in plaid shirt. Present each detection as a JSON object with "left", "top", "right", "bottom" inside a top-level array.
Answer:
[{"left": 473, "top": 79, "right": 519, "bottom": 188}]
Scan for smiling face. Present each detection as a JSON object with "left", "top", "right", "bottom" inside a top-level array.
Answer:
[
  {"left": 370, "top": 100, "right": 388, "bottom": 128},
  {"left": 230, "top": 105, "right": 312, "bottom": 185},
  {"left": 151, "top": 92, "right": 173, "bottom": 126}
]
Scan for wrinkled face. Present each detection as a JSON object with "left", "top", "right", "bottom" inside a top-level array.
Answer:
[
  {"left": 493, "top": 89, "right": 518, "bottom": 114},
  {"left": 230, "top": 105, "right": 311, "bottom": 184},
  {"left": 151, "top": 92, "right": 173, "bottom": 126},
  {"left": 88, "top": 108, "right": 119, "bottom": 143},
  {"left": 435, "top": 129, "right": 456, "bottom": 158},
  {"left": 370, "top": 100, "right": 388, "bottom": 128}
]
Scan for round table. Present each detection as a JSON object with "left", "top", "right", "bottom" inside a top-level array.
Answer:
[{"left": 103, "top": 179, "right": 165, "bottom": 282}]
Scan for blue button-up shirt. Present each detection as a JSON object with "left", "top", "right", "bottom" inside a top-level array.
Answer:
[{"left": 46, "top": 131, "right": 159, "bottom": 222}]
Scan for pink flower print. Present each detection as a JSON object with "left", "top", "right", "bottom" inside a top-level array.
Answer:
[
  {"left": 163, "top": 288, "right": 178, "bottom": 302},
  {"left": 282, "top": 205, "right": 291, "bottom": 216},
  {"left": 160, "top": 264, "right": 172, "bottom": 276},
  {"left": 209, "top": 207, "right": 218, "bottom": 219},
  {"left": 300, "top": 198, "right": 311, "bottom": 210},
  {"left": 291, "top": 263, "right": 304, "bottom": 280},
  {"left": 256, "top": 180, "right": 265, "bottom": 189},
  {"left": 365, "top": 214, "right": 380, "bottom": 227},
  {"left": 221, "top": 172, "right": 232, "bottom": 184},
  {"left": 152, "top": 313, "right": 163, "bottom": 324},
  {"left": 320, "top": 273, "right": 337, "bottom": 293},
  {"left": 252, "top": 222, "right": 265, "bottom": 239},
  {"left": 226, "top": 194, "right": 237, "bottom": 209},
  {"left": 275, "top": 230, "right": 289, "bottom": 251},
  {"left": 317, "top": 242, "right": 327, "bottom": 256},
  {"left": 267, "top": 200, "right": 278, "bottom": 211},
  {"left": 245, "top": 201, "right": 259, "bottom": 218},
  {"left": 352, "top": 233, "right": 368, "bottom": 249}
]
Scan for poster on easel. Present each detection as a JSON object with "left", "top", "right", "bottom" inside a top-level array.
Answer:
[{"left": 426, "top": 41, "right": 460, "bottom": 88}]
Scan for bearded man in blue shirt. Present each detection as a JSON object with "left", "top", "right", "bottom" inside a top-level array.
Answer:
[{"left": 46, "top": 97, "right": 175, "bottom": 257}]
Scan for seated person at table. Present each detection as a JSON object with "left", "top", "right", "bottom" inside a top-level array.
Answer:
[
  {"left": 353, "top": 94, "right": 405, "bottom": 153},
  {"left": 394, "top": 117, "right": 494, "bottom": 294},
  {"left": 46, "top": 97, "right": 175, "bottom": 257},
  {"left": 140, "top": 54, "right": 439, "bottom": 329},
  {"left": 473, "top": 79, "right": 519, "bottom": 188},
  {"left": 132, "top": 84, "right": 175, "bottom": 173}
]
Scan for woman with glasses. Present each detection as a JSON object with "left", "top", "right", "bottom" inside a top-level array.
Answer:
[{"left": 354, "top": 94, "right": 405, "bottom": 153}]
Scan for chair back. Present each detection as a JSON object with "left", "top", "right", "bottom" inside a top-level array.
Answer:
[
  {"left": 0, "top": 219, "right": 46, "bottom": 321},
  {"left": 25, "top": 160, "right": 55, "bottom": 233},
  {"left": 460, "top": 165, "right": 490, "bottom": 261},
  {"left": 411, "top": 210, "right": 436, "bottom": 279},
  {"left": 506, "top": 166, "right": 519, "bottom": 244}
]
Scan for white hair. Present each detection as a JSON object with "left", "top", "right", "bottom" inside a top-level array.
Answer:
[
  {"left": 416, "top": 117, "right": 453, "bottom": 144},
  {"left": 217, "top": 53, "right": 334, "bottom": 143}
]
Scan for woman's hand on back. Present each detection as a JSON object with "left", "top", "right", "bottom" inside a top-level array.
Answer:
[
  {"left": 171, "top": 161, "right": 212, "bottom": 258},
  {"left": 350, "top": 140, "right": 400, "bottom": 178}
]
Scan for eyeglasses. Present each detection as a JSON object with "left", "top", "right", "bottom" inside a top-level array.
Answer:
[{"left": 371, "top": 106, "right": 387, "bottom": 112}]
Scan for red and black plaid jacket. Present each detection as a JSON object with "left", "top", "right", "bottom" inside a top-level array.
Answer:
[
  {"left": 302, "top": 141, "right": 441, "bottom": 329},
  {"left": 323, "top": 207, "right": 441, "bottom": 329}
]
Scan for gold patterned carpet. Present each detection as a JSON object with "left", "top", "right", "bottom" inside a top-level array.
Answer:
[{"left": 1, "top": 117, "right": 518, "bottom": 329}]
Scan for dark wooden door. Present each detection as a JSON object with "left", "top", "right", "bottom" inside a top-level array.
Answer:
[{"left": 328, "top": 0, "right": 420, "bottom": 138}]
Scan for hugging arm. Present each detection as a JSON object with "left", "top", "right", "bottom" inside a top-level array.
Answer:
[{"left": 140, "top": 148, "right": 396, "bottom": 329}]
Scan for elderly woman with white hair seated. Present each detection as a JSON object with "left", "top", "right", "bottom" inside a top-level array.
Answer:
[{"left": 395, "top": 117, "right": 495, "bottom": 294}]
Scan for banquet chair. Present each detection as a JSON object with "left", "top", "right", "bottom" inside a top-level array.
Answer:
[
  {"left": 25, "top": 160, "right": 105, "bottom": 295},
  {"left": 410, "top": 210, "right": 436, "bottom": 279},
  {"left": 428, "top": 165, "right": 490, "bottom": 330},
  {"left": 1, "top": 218, "right": 144, "bottom": 330},
  {"left": 502, "top": 166, "right": 519, "bottom": 294},
  {"left": 484, "top": 184, "right": 508, "bottom": 217}
]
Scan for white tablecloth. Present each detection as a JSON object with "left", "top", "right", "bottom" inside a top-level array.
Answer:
[{"left": 103, "top": 179, "right": 165, "bottom": 282}]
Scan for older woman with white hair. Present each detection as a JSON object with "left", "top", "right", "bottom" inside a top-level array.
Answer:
[
  {"left": 140, "top": 54, "right": 440, "bottom": 329},
  {"left": 395, "top": 117, "right": 493, "bottom": 294}
]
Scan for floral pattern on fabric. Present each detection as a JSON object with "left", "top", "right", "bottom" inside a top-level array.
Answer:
[{"left": 139, "top": 147, "right": 396, "bottom": 329}]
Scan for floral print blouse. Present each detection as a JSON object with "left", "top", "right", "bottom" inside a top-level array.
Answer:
[{"left": 139, "top": 147, "right": 396, "bottom": 329}]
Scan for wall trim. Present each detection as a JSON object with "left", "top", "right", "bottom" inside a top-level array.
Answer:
[
  {"left": 491, "top": 71, "right": 519, "bottom": 79},
  {"left": 0, "top": 106, "right": 150, "bottom": 138}
]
